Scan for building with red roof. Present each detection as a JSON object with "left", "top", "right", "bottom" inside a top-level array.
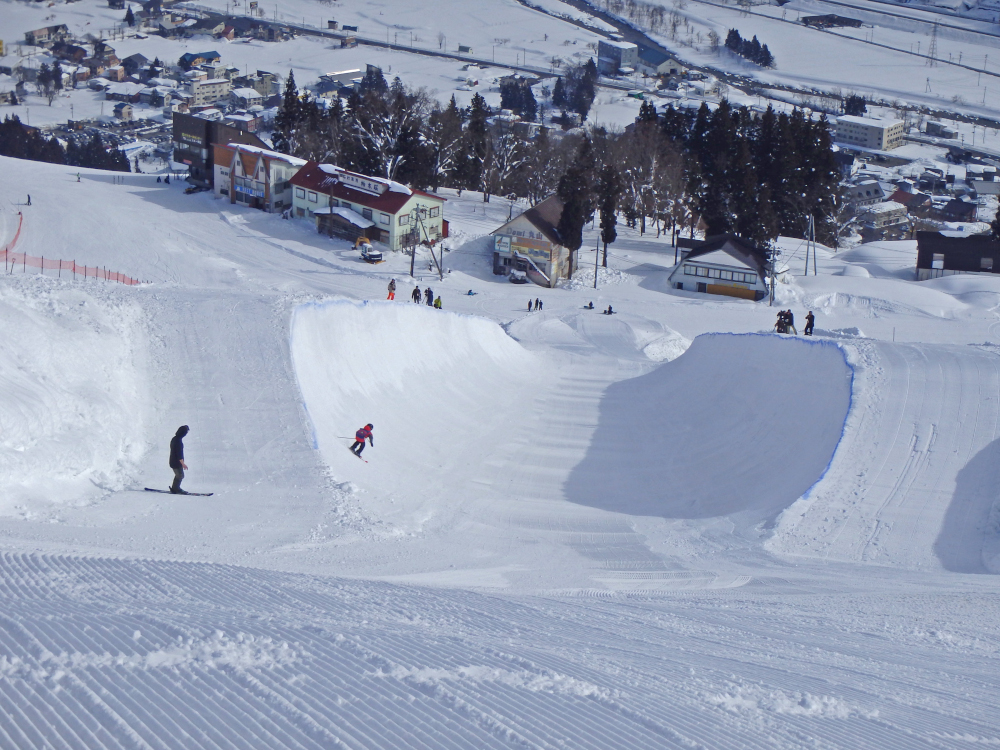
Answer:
[{"left": 290, "top": 162, "right": 446, "bottom": 250}]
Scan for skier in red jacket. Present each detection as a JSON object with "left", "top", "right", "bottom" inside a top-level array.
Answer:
[{"left": 351, "top": 424, "right": 374, "bottom": 456}]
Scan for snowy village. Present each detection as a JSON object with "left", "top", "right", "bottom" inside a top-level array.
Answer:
[{"left": 0, "top": 0, "right": 999, "bottom": 746}]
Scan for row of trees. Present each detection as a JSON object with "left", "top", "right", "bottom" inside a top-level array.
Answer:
[
  {"left": 0, "top": 116, "right": 131, "bottom": 171},
  {"left": 270, "top": 67, "right": 841, "bottom": 256},
  {"left": 724, "top": 29, "right": 775, "bottom": 68},
  {"left": 36, "top": 61, "right": 65, "bottom": 105},
  {"left": 547, "top": 98, "right": 840, "bottom": 268}
]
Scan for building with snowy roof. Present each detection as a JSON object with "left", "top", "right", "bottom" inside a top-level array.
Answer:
[
  {"left": 289, "top": 162, "right": 446, "bottom": 250},
  {"left": 834, "top": 115, "right": 905, "bottom": 151},
  {"left": 491, "top": 196, "right": 577, "bottom": 288},
  {"left": 597, "top": 40, "right": 638, "bottom": 75},
  {"left": 859, "top": 200, "right": 907, "bottom": 230},
  {"left": 230, "top": 87, "right": 263, "bottom": 109},
  {"left": 667, "top": 234, "right": 770, "bottom": 301},
  {"left": 213, "top": 142, "right": 306, "bottom": 213}
]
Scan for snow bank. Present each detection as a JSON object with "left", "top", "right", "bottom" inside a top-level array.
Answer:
[
  {"left": 0, "top": 280, "right": 149, "bottom": 513},
  {"left": 564, "top": 333, "right": 853, "bottom": 522}
]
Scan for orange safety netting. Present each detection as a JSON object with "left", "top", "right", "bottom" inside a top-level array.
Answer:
[{"left": 1, "top": 212, "right": 143, "bottom": 286}]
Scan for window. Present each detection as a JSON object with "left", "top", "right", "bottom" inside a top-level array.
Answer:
[
  {"left": 683, "top": 265, "right": 695, "bottom": 275},
  {"left": 429, "top": 206, "right": 440, "bottom": 218},
  {"left": 708, "top": 268, "right": 721, "bottom": 279},
  {"left": 362, "top": 208, "right": 373, "bottom": 221},
  {"left": 398, "top": 214, "right": 410, "bottom": 226},
  {"left": 720, "top": 270, "right": 733, "bottom": 280},
  {"left": 932, "top": 253, "right": 944, "bottom": 270},
  {"left": 695, "top": 267, "right": 708, "bottom": 277},
  {"left": 308, "top": 191, "right": 318, "bottom": 203},
  {"left": 341, "top": 202, "right": 351, "bottom": 211},
  {"left": 982, "top": 257, "right": 994, "bottom": 271},
  {"left": 380, "top": 212, "right": 390, "bottom": 225},
  {"left": 295, "top": 187, "right": 305, "bottom": 199}
]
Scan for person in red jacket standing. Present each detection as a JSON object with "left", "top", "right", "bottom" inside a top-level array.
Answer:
[{"left": 351, "top": 424, "right": 374, "bottom": 457}]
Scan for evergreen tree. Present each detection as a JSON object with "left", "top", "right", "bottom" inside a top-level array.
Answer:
[
  {"left": 843, "top": 94, "right": 867, "bottom": 116},
  {"left": 556, "top": 136, "right": 596, "bottom": 268},
  {"left": 725, "top": 29, "right": 742, "bottom": 51},
  {"left": 272, "top": 71, "right": 302, "bottom": 154},
  {"left": 552, "top": 76, "right": 565, "bottom": 108},
  {"left": 426, "top": 95, "right": 465, "bottom": 190},
  {"left": 52, "top": 60, "right": 64, "bottom": 92},
  {"left": 37, "top": 63, "right": 52, "bottom": 96},
  {"left": 637, "top": 100, "right": 658, "bottom": 124},
  {"left": 596, "top": 163, "right": 621, "bottom": 267},
  {"left": 124, "top": 5, "right": 135, "bottom": 26},
  {"left": 358, "top": 66, "right": 388, "bottom": 96},
  {"left": 760, "top": 44, "right": 774, "bottom": 68},
  {"left": 459, "top": 92, "right": 491, "bottom": 194},
  {"left": 699, "top": 99, "right": 736, "bottom": 235},
  {"left": 660, "top": 104, "right": 690, "bottom": 143}
]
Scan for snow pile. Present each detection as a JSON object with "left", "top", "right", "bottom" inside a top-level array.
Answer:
[
  {"left": 0, "top": 280, "right": 149, "bottom": 513},
  {"left": 564, "top": 333, "right": 853, "bottom": 522}
]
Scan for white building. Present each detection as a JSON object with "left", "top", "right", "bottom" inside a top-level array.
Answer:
[
  {"left": 189, "top": 77, "right": 231, "bottom": 107},
  {"left": 290, "top": 162, "right": 446, "bottom": 250},
  {"left": 668, "top": 235, "right": 770, "bottom": 301},
  {"left": 859, "top": 201, "right": 908, "bottom": 229},
  {"left": 213, "top": 142, "right": 306, "bottom": 213},
  {"left": 597, "top": 40, "right": 638, "bottom": 75},
  {"left": 834, "top": 115, "right": 905, "bottom": 151},
  {"left": 230, "top": 87, "right": 263, "bottom": 109}
]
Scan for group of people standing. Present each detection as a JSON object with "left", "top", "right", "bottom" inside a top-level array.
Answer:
[
  {"left": 399, "top": 281, "right": 442, "bottom": 309},
  {"left": 528, "top": 298, "right": 544, "bottom": 312},
  {"left": 775, "top": 309, "right": 815, "bottom": 336}
]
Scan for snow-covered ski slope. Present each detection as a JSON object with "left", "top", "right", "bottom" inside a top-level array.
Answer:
[{"left": 0, "top": 156, "right": 999, "bottom": 747}]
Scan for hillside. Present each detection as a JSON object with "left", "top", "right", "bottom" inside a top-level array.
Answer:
[{"left": 0, "top": 154, "right": 998, "bottom": 747}]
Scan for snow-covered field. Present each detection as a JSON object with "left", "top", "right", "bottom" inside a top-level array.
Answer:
[{"left": 1, "top": 153, "right": 999, "bottom": 747}]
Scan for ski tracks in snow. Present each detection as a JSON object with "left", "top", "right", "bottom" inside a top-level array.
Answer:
[
  {"left": 769, "top": 339, "right": 1000, "bottom": 572},
  {"left": 0, "top": 551, "right": 997, "bottom": 749}
]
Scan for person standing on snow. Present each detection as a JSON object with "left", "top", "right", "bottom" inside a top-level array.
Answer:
[
  {"left": 412, "top": 286, "right": 421, "bottom": 303},
  {"left": 804, "top": 311, "right": 815, "bottom": 336},
  {"left": 434, "top": 296, "right": 442, "bottom": 309},
  {"left": 351, "top": 424, "right": 374, "bottom": 457},
  {"left": 169, "top": 425, "right": 190, "bottom": 494},
  {"left": 387, "top": 279, "right": 396, "bottom": 300},
  {"left": 786, "top": 310, "right": 797, "bottom": 335},
  {"left": 425, "top": 287, "right": 434, "bottom": 306}
]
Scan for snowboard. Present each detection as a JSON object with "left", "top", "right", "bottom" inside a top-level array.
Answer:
[{"left": 144, "top": 488, "right": 214, "bottom": 496}]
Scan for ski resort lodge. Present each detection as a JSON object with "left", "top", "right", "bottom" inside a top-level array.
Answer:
[
  {"left": 668, "top": 235, "right": 770, "bottom": 301},
  {"left": 213, "top": 143, "right": 306, "bottom": 213},
  {"left": 491, "top": 196, "right": 575, "bottom": 288},
  {"left": 288, "top": 162, "right": 447, "bottom": 250}
]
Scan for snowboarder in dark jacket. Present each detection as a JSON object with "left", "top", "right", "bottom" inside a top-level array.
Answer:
[
  {"left": 169, "top": 425, "right": 189, "bottom": 494},
  {"left": 804, "top": 311, "right": 815, "bottom": 336},
  {"left": 425, "top": 288, "right": 434, "bottom": 306},
  {"left": 412, "top": 286, "right": 421, "bottom": 303},
  {"left": 351, "top": 424, "right": 373, "bottom": 456}
]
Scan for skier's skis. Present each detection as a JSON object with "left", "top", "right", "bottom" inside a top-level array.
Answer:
[
  {"left": 144, "top": 488, "right": 214, "bottom": 496},
  {"left": 347, "top": 446, "right": 367, "bottom": 463}
]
